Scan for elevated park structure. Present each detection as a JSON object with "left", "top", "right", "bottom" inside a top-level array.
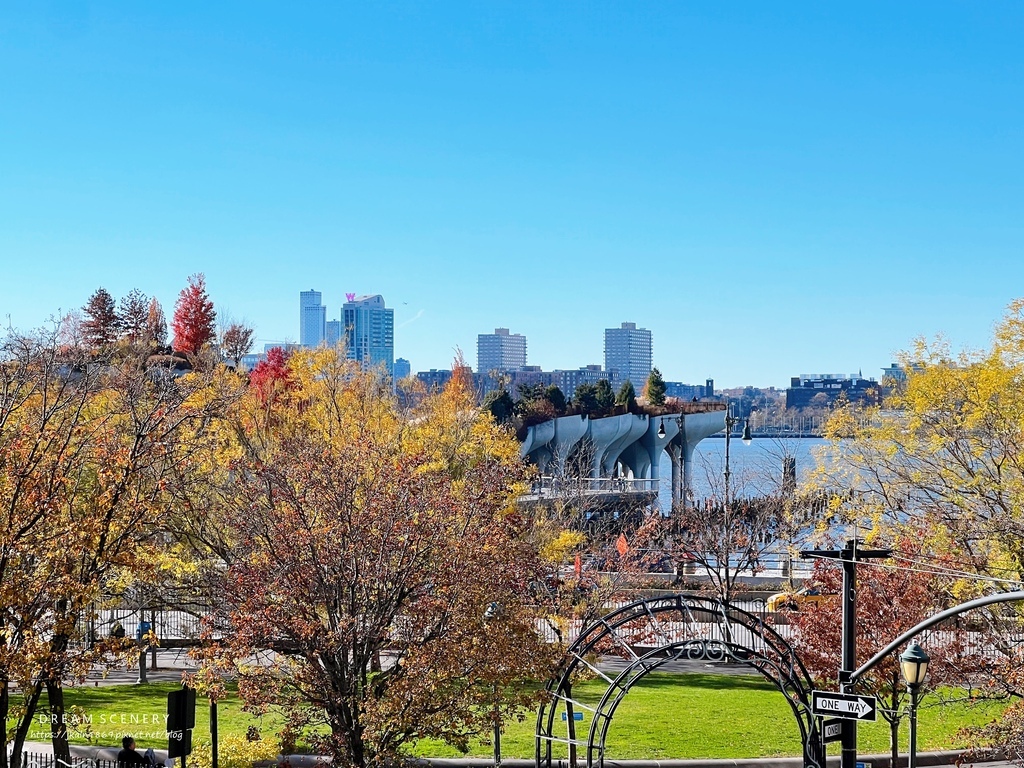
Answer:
[{"left": 517, "top": 402, "right": 728, "bottom": 508}]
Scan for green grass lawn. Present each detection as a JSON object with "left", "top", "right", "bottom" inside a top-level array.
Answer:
[
  {"left": 9, "top": 675, "right": 1006, "bottom": 760},
  {"left": 9, "top": 683, "right": 284, "bottom": 752},
  {"left": 414, "top": 673, "right": 1006, "bottom": 760}
]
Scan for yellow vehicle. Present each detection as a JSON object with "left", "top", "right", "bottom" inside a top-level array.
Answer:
[{"left": 766, "top": 586, "right": 826, "bottom": 612}]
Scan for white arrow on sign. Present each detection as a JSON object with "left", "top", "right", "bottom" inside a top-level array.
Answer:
[
  {"left": 817, "top": 696, "right": 872, "bottom": 717},
  {"left": 812, "top": 690, "right": 877, "bottom": 721}
]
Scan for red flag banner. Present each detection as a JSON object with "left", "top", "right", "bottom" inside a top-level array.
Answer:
[{"left": 574, "top": 553, "right": 582, "bottom": 577}]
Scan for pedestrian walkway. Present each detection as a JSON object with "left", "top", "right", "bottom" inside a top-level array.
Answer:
[
  {"left": 14, "top": 746, "right": 1010, "bottom": 768},
  {"left": 85, "top": 649, "right": 195, "bottom": 686}
]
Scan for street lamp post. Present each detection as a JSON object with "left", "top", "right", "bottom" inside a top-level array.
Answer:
[
  {"left": 720, "top": 409, "right": 751, "bottom": 603},
  {"left": 900, "top": 643, "right": 931, "bottom": 768},
  {"left": 483, "top": 602, "right": 502, "bottom": 768}
]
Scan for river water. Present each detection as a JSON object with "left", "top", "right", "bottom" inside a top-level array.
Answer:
[{"left": 656, "top": 436, "right": 830, "bottom": 510}]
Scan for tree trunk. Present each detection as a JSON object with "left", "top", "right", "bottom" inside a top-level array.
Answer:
[
  {"left": 890, "top": 716, "right": 900, "bottom": 768},
  {"left": 9, "top": 682, "right": 43, "bottom": 768},
  {"left": 889, "top": 676, "right": 903, "bottom": 768},
  {"left": 47, "top": 679, "right": 72, "bottom": 768},
  {"left": 333, "top": 705, "right": 367, "bottom": 768},
  {"left": 1, "top": 675, "right": 9, "bottom": 768}
]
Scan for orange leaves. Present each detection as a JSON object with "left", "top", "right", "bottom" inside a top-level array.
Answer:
[{"left": 200, "top": 348, "right": 550, "bottom": 767}]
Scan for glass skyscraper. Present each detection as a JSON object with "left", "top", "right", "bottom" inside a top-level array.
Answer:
[
  {"left": 299, "top": 290, "right": 326, "bottom": 347},
  {"left": 343, "top": 294, "right": 394, "bottom": 378}
]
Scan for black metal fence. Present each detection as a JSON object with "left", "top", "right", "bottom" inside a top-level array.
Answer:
[{"left": 12, "top": 753, "right": 123, "bottom": 768}]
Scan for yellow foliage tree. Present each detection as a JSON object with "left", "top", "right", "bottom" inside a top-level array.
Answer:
[
  {"left": 818, "top": 301, "right": 1024, "bottom": 756},
  {"left": 200, "top": 349, "right": 556, "bottom": 768}
]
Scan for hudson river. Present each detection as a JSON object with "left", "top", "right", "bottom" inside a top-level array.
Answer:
[{"left": 656, "top": 437, "right": 830, "bottom": 509}]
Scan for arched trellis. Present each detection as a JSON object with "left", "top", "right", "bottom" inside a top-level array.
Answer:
[{"left": 536, "top": 594, "right": 824, "bottom": 768}]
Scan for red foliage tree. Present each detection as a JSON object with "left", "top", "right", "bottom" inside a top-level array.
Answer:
[
  {"left": 789, "top": 536, "right": 975, "bottom": 767},
  {"left": 248, "top": 346, "right": 293, "bottom": 404},
  {"left": 171, "top": 273, "right": 216, "bottom": 354}
]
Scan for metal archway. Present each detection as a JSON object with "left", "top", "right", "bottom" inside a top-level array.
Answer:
[{"left": 536, "top": 594, "right": 824, "bottom": 768}]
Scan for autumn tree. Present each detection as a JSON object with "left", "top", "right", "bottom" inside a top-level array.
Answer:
[
  {"left": 81, "top": 287, "right": 120, "bottom": 347},
  {"left": 172, "top": 273, "right": 216, "bottom": 355},
  {"left": 645, "top": 367, "right": 666, "bottom": 407},
  {"left": 790, "top": 536, "right": 975, "bottom": 768},
  {"left": 0, "top": 327, "right": 233, "bottom": 768},
  {"left": 221, "top": 321, "right": 255, "bottom": 369},
  {"left": 668, "top": 493, "right": 795, "bottom": 605},
  {"left": 814, "top": 299, "right": 1024, "bottom": 757},
  {"left": 203, "top": 348, "right": 555, "bottom": 768},
  {"left": 57, "top": 310, "right": 85, "bottom": 349},
  {"left": 249, "top": 346, "right": 293, "bottom": 406},
  {"left": 146, "top": 297, "right": 168, "bottom": 347}
]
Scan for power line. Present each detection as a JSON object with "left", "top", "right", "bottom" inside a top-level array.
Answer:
[
  {"left": 802, "top": 553, "right": 1024, "bottom": 588},
  {"left": 890, "top": 553, "right": 1024, "bottom": 587},
  {"left": 896, "top": 551, "right": 1024, "bottom": 576}
]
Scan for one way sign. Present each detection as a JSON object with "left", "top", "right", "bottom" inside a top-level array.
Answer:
[{"left": 811, "top": 690, "right": 877, "bottom": 721}]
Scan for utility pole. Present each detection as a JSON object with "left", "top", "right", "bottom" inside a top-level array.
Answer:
[{"left": 801, "top": 539, "right": 890, "bottom": 768}]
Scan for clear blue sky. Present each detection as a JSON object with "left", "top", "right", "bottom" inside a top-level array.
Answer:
[{"left": 3, "top": 2, "right": 1023, "bottom": 388}]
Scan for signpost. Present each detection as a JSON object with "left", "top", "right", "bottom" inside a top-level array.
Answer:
[
  {"left": 561, "top": 712, "right": 585, "bottom": 722},
  {"left": 811, "top": 691, "right": 877, "bottom": 722},
  {"left": 821, "top": 718, "right": 843, "bottom": 745},
  {"left": 167, "top": 687, "right": 197, "bottom": 767}
]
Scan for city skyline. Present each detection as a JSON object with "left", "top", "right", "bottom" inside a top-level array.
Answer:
[{"left": 4, "top": 4, "right": 1024, "bottom": 387}]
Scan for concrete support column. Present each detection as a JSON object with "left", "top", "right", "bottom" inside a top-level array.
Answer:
[
  {"left": 682, "top": 443, "right": 696, "bottom": 506},
  {"left": 669, "top": 444, "right": 682, "bottom": 508}
]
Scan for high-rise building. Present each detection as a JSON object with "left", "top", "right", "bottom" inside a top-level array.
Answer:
[
  {"left": 343, "top": 294, "right": 395, "bottom": 378},
  {"left": 477, "top": 328, "right": 527, "bottom": 374},
  {"left": 394, "top": 357, "right": 411, "bottom": 380},
  {"left": 299, "top": 290, "right": 326, "bottom": 347},
  {"left": 604, "top": 322, "right": 653, "bottom": 387},
  {"left": 325, "top": 319, "right": 343, "bottom": 347}
]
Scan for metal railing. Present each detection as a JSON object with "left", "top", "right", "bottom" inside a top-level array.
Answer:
[
  {"left": 527, "top": 476, "right": 660, "bottom": 496},
  {"left": 13, "top": 753, "right": 122, "bottom": 768}
]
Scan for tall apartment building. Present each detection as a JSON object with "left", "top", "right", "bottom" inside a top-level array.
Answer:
[
  {"left": 343, "top": 294, "right": 395, "bottom": 378},
  {"left": 477, "top": 328, "right": 527, "bottom": 374},
  {"left": 299, "top": 290, "right": 326, "bottom": 347},
  {"left": 604, "top": 322, "right": 653, "bottom": 387}
]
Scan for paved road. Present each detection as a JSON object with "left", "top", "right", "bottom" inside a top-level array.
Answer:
[{"left": 83, "top": 649, "right": 758, "bottom": 686}]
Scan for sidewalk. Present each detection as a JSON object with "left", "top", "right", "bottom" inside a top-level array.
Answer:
[
  {"left": 16, "top": 743, "right": 1013, "bottom": 768},
  {"left": 84, "top": 649, "right": 195, "bottom": 686}
]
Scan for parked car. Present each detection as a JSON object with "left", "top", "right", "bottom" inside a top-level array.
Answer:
[{"left": 766, "top": 586, "right": 826, "bottom": 612}]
